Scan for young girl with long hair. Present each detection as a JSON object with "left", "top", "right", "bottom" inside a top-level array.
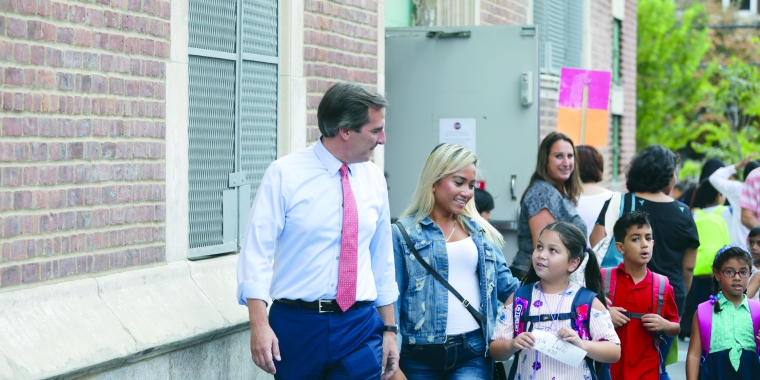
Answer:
[
  {"left": 685, "top": 245, "right": 760, "bottom": 379},
  {"left": 490, "top": 222, "right": 620, "bottom": 380}
]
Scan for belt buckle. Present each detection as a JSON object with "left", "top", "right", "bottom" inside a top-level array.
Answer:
[{"left": 318, "top": 299, "right": 333, "bottom": 313}]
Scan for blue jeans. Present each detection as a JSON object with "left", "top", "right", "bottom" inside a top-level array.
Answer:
[{"left": 399, "top": 329, "right": 492, "bottom": 380}]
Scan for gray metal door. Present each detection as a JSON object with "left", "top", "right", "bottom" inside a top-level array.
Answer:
[
  {"left": 384, "top": 26, "right": 540, "bottom": 227},
  {"left": 188, "top": 0, "right": 278, "bottom": 259}
]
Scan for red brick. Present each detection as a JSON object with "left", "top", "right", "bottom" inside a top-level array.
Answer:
[
  {"left": 37, "top": 0, "right": 49, "bottom": 16},
  {"left": 30, "top": 45, "right": 44, "bottom": 65},
  {"left": 59, "top": 257, "right": 76, "bottom": 277},
  {"left": 0, "top": 266, "right": 21, "bottom": 287},
  {"left": 16, "top": 0, "right": 35, "bottom": 14},
  {"left": 77, "top": 255, "right": 92, "bottom": 273},
  {"left": 52, "top": 2, "right": 68, "bottom": 20},
  {"left": 140, "top": 39, "right": 154, "bottom": 56},
  {"left": 7, "top": 18, "right": 24, "bottom": 37},
  {"left": 75, "top": 29, "right": 92, "bottom": 47},
  {"left": 70, "top": 5, "right": 85, "bottom": 23},
  {"left": 1, "top": 167, "right": 22, "bottom": 187},
  {"left": 40, "top": 260, "right": 58, "bottom": 280},
  {"left": 39, "top": 213, "right": 57, "bottom": 232},
  {"left": 13, "top": 43, "right": 29, "bottom": 63},
  {"left": 23, "top": 166, "right": 37, "bottom": 185},
  {"left": 109, "top": 34, "right": 124, "bottom": 52},
  {"left": 42, "top": 22, "right": 55, "bottom": 41},
  {"left": 23, "top": 68, "right": 36, "bottom": 86},
  {"left": 93, "top": 253, "right": 109, "bottom": 272},
  {"left": 87, "top": 9, "right": 104, "bottom": 27},
  {"left": 4, "top": 67, "right": 23, "bottom": 86},
  {"left": 110, "top": 250, "right": 125, "bottom": 268},
  {"left": 58, "top": 165, "right": 74, "bottom": 183},
  {"left": 39, "top": 166, "right": 57, "bottom": 185},
  {"left": 93, "top": 32, "right": 109, "bottom": 49},
  {"left": 57, "top": 27, "right": 73, "bottom": 44},
  {"left": 22, "top": 263, "right": 40, "bottom": 283}
]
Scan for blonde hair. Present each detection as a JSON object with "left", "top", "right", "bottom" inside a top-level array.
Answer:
[{"left": 400, "top": 143, "right": 505, "bottom": 248}]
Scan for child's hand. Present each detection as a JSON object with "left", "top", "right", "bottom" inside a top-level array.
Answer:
[
  {"left": 609, "top": 307, "right": 630, "bottom": 328},
  {"left": 557, "top": 327, "right": 584, "bottom": 349},
  {"left": 641, "top": 314, "right": 668, "bottom": 332},
  {"left": 513, "top": 332, "right": 536, "bottom": 350}
]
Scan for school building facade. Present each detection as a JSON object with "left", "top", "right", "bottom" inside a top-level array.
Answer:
[{"left": 0, "top": 0, "right": 637, "bottom": 377}]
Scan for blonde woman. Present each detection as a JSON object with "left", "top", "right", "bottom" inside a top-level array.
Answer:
[{"left": 392, "top": 143, "right": 519, "bottom": 380}]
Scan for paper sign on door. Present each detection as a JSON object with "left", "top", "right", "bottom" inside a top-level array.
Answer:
[{"left": 531, "top": 329, "right": 587, "bottom": 367}]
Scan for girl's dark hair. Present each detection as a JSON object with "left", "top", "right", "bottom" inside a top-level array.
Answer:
[
  {"left": 699, "top": 158, "right": 725, "bottom": 183},
  {"left": 745, "top": 161, "right": 760, "bottom": 181},
  {"left": 694, "top": 179, "right": 721, "bottom": 208},
  {"left": 577, "top": 145, "right": 604, "bottom": 183},
  {"left": 750, "top": 225, "right": 760, "bottom": 239},
  {"left": 711, "top": 245, "right": 753, "bottom": 313},
  {"left": 625, "top": 145, "right": 680, "bottom": 193},
  {"left": 524, "top": 222, "right": 607, "bottom": 308},
  {"left": 521, "top": 132, "right": 583, "bottom": 205}
]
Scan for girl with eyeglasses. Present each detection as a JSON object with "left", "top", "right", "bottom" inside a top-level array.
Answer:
[{"left": 685, "top": 245, "right": 760, "bottom": 379}]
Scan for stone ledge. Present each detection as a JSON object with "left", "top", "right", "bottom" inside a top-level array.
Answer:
[{"left": 0, "top": 255, "right": 248, "bottom": 380}]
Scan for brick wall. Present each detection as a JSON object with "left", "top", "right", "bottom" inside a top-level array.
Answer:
[
  {"left": 0, "top": 0, "right": 168, "bottom": 288},
  {"left": 480, "top": 0, "right": 529, "bottom": 25},
  {"left": 620, "top": 0, "right": 637, "bottom": 179},
  {"left": 303, "top": 0, "right": 380, "bottom": 143}
]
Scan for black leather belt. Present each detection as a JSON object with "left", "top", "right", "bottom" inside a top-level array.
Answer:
[
  {"left": 275, "top": 299, "right": 373, "bottom": 313},
  {"left": 622, "top": 312, "right": 646, "bottom": 319}
]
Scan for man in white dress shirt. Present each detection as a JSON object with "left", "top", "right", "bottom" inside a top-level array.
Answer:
[{"left": 237, "top": 83, "right": 399, "bottom": 380}]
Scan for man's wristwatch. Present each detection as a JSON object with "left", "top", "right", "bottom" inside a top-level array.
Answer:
[{"left": 383, "top": 324, "right": 399, "bottom": 334}]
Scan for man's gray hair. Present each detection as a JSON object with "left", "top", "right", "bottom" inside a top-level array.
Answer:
[{"left": 317, "top": 83, "right": 389, "bottom": 138}]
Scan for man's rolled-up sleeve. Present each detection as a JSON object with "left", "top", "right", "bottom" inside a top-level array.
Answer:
[
  {"left": 236, "top": 163, "right": 286, "bottom": 306},
  {"left": 370, "top": 177, "right": 399, "bottom": 307}
]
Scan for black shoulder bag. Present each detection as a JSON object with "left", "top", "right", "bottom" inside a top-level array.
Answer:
[{"left": 394, "top": 222, "right": 508, "bottom": 380}]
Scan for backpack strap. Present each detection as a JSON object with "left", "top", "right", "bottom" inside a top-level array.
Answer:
[
  {"left": 653, "top": 273, "right": 668, "bottom": 316},
  {"left": 507, "top": 284, "right": 535, "bottom": 380},
  {"left": 748, "top": 299, "right": 760, "bottom": 355},
  {"left": 601, "top": 267, "right": 616, "bottom": 305},
  {"left": 570, "top": 287, "right": 596, "bottom": 341},
  {"left": 697, "top": 301, "right": 713, "bottom": 357}
]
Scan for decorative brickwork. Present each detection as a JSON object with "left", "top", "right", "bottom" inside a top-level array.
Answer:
[
  {"left": 620, "top": 0, "right": 637, "bottom": 180},
  {"left": 0, "top": 0, "right": 168, "bottom": 288},
  {"left": 303, "top": 0, "right": 380, "bottom": 143},
  {"left": 480, "top": 0, "right": 529, "bottom": 25}
]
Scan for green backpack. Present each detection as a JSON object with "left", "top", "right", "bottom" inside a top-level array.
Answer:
[{"left": 693, "top": 206, "right": 730, "bottom": 276}]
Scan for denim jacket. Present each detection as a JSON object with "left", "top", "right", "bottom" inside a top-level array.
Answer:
[{"left": 392, "top": 215, "right": 519, "bottom": 353}]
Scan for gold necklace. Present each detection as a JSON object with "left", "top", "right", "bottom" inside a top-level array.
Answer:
[{"left": 445, "top": 223, "right": 457, "bottom": 242}]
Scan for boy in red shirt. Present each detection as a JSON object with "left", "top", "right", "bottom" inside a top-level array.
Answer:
[{"left": 607, "top": 211, "right": 681, "bottom": 380}]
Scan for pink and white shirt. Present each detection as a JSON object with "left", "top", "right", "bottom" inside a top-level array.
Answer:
[
  {"left": 740, "top": 168, "right": 760, "bottom": 223},
  {"left": 492, "top": 282, "right": 620, "bottom": 380}
]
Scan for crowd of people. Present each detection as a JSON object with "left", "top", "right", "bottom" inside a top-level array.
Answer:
[{"left": 235, "top": 83, "right": 760, "bottom": 380}]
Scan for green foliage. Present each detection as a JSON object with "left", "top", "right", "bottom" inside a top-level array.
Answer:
[
  {"left": 638, "top": 0, "right": 760, "bottom": 164},
  {"left": 637, "top": 0, "right": 713, "bottom": 150}
]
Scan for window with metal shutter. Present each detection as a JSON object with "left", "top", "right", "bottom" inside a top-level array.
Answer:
[
  {"left": 188, "top": 0, "right": 278, "bottom": 259},
  {"left": 533, "top": 0, "right": 584, "bottom": 75}
]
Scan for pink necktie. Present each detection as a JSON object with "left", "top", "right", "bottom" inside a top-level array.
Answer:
[{"left": 337, "top": 164, "right": 358, "bottom": 312}]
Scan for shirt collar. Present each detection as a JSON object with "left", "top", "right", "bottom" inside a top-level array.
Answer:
[
  {"left": 314, "top": 138, "right": 352, "bottom": 178},
  {"left": 615, "top": 264, "right": 653, "bottom": 284},
  {"left": 717, "top": 292, "right": 750, "bottom": 310}
]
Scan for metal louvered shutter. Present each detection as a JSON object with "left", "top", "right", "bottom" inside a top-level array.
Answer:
[
  {"left": 533, "top": 0, "right": 584, "bottom": 74},
  {"left": 564, "top": 0, "right": 584, "bottom": 70},
  {"left": 188, "top": 0, "right": 278, "bottom": 259}
]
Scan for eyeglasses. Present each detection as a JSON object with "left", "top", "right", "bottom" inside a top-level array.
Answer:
[{"left": 721, "top": 269, "right": 751, "bottom": 278}]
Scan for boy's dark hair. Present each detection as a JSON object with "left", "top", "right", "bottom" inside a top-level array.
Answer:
[
  {"left": 745, "top": 161, "right": 760, "bottom": 181},
  {"left": 524, "top": 222, "right": 607, "bottom": 309},
  {"left": 749, "top": 225, "right": 760, "bottom": 239},
  {"left": 711, "top": 245, "right": 753, "bottom": 313},
  {"left": 613, "top": 210, "right": 652, "bottom": 243},
  {"left": 474, "top": 188, "right": 494, "bottom": 214}
]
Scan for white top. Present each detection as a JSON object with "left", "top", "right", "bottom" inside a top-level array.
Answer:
[
  {"left": 709, "top": 166, "right": 750, "bottom": 245},
  {"left": 236, "top": 139, "right": 398, "bottom": 306},
  {"left": 445, "top": 237, "right": 481, "bottom": 335},
  {"left": 577, "top": 190, "right": 614, "bottom": 246},
  {"left": 492, "top": 282, "right": 620, "bottom": 380},
  {"left": 750, "top": 267, "right": 760, "bottom": 302}
]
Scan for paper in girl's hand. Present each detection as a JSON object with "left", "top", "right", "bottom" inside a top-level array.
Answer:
[{"left": 532, "top": 329, "right": 588, "bottom": 367}]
